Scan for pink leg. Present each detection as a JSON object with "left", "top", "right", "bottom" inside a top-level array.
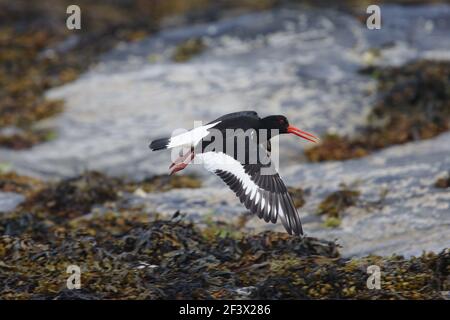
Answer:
[
  {"left": 169, "top": 149, "right": 194, "bottom": 175},
  {"left": 169, "top": 147, "right": 194, "bottom": 169}
]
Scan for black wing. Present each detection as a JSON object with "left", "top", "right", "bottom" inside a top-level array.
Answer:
[{"left": 214, "top": 161, "right": 303, "bottom": 236}]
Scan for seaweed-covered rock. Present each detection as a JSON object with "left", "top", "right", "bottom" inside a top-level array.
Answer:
[
  {"left": 26, "top": 171, "right": 118, "bottom": 220},
  {"left": 0, "top": 172, "right": 43, "bottom": 196},
  {"left": 252, "top": 250, "right": 449, "bottom": 299},
  {"left": 0, "top": 170, "right": 447, "bottom": 300},
  {"left": 287, "top": 187, "right": 306, "bottom": 208},
  {"left": 0, "top": 128, "right": 59, "bottom": 150},
  {"left": 0, "top": 212, "right": 447, "bottom": 300},
  {"left": 172, "top": 38, "right": 206, "bottom": 62},
  {"left": 125, "top": 174, "right": 202, "bottom": 193},
  {"left": 306, "top": 60, "right": 450, "bottom": 162},
  {"left": 435, "top": 173, "right": 450, "bottom": 189},
  {"left": 317, "top": 187, "right": 360, "bottom": 218}
]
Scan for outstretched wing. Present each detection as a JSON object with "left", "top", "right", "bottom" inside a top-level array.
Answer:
[{"left": 199, "top": 151, "right": 303, "bottom": 236}]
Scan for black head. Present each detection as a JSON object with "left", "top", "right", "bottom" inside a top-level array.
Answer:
[
  {"left": 261, "top": 115, "right": 290, "bottom": 133},
  {"left": 261, "top": 115, "right": 318, "bottom": 143}
]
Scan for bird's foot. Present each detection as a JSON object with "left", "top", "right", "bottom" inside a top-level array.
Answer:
[
  {"left": 169, "top": 149, "right": 194, "bottom": 175},
  {"left": 169, "top": 162, "right": 189, "bottom": 175}
]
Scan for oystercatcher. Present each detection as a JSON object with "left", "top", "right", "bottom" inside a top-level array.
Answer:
[{"left": 149, "top": 111, "right": 318, "bottom": 236}]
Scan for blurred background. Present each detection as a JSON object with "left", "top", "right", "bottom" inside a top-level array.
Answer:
[{"left": 0, "top": 0, "right": 449, "bottom": 299}]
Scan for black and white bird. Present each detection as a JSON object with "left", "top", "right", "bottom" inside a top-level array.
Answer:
[{"left": 149, "top": 111, "right": 318, "bottom": 236}]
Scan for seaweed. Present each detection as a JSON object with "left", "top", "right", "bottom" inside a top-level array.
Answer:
[
  {"left": 0, "top": 10, "right": 67, "bottom": 149},
  {"left": 323, "top": 217, "right": 342, "bottom": 228},
  {"left": 0, "top": 172, "right": 43, "bottom": 196},
  {"left": 125, "top": 174, "right": 202, "bottom": 193},
  {"left": 287, "top": 187, "right": 306, "bottom": 208},
  {"left": 317, "top": 187, "right": 360, "bottom": 219},
  {"left": 0, "top": 211, "right": 341, "bottom": 299},
  {"left": 0, "top": 129, "right": 58, "bottom": 150},
  {"left": 0, "top": 171, "right": 202, "bottom": 239},
  {"left": 306, "top": 60, "right": 450, "bottom": 162},
  {"left": 252, "top": 251, "right": 449, "bottom": 299},
  {"left": 25, "top": 171, "right": 118, "bottom": 221},
  {"left": 0, "top": 171, "right": 448, "bottom": 300},
  {"left": 435, "top": 173, "right": 450, "bottom": 189},
  {"left": 172, "top": 38, "right": 206, "bottom": 63},
  {"left": 0, "top": 215, "right": 447, "bottom": 299}
]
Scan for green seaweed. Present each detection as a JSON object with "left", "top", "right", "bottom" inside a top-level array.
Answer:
[{"left": 323, "top": 217, "right": 342, "bottom": 228}]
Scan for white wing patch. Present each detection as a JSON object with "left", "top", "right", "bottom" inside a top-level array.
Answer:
[
  {"left": 197, "top": 151, "right": 259, "bottom": 197},
  {"left": 197, "top": 151, "right": 303, "bottom": 236},
  {"left": 167, "top": 121, "right": 220, "bottom": 149},
  {"left": 196, "top": 151, "right": 292, "bottom": 228}
]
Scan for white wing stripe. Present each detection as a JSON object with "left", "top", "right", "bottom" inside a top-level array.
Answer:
[
  {"left": 198, "top": 152, "right": 259, "bottom": 197},
  {"left": 250, "top": 187, "right": 257, "bottom": 201},
  {"left": 197, "top": 151, "right": 302, "bottom": 236},
  {"left": 167, "top": 121, "right": 220, "bottom": 148},
  {"left": 255, "top": 192, "right": 260, "bottom": 205}
]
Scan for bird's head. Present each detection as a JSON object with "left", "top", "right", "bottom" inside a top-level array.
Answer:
[{"left": 261, "top": 115, "right": 318, "bottom": 143}]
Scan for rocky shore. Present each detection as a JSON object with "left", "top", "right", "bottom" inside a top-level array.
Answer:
[{"left": 0, "top": 1, "right": 449, "bottom": 299}]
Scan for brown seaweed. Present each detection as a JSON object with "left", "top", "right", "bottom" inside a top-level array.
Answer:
[
  {"left": 306, "top": 60, "right": 450, "bottom": 162},
  {"left": 0, "top": 171, "right": 448, "bottom": 300}
]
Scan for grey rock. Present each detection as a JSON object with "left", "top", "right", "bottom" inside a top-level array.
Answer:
[{"left": 0, "top": 192, "right": 25, "bottom": 212}]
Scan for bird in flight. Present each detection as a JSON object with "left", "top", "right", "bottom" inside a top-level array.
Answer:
[{"left": 149, "top": 111, "right": 318, "bottom": 236}]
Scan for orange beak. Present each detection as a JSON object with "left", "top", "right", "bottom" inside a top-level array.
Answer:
[{"left": 287, "top": 125, "right": 319, "bottom": 143}]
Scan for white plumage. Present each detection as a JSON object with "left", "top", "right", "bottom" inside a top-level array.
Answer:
[
  {"left": 167, "top": 121, "right": 221, "bottom": 149},
  {"left": 196, "top": 151, "right": 293, "bottom": 228}
]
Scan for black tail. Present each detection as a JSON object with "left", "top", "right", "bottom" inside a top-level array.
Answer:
[{"left": 149, "top": 137, "right": 170, "bottom": 151}]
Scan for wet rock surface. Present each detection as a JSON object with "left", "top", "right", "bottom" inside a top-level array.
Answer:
[
  {"left": 0, "top": 3, "right": 449, "bottom": 273},
  {"left": 0, "top": 192, "right": 24, "bottom": 213}
]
